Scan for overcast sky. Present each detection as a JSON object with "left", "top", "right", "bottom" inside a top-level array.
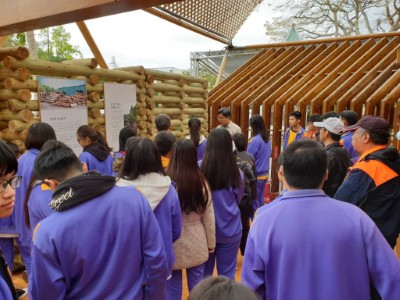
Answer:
[{"left": 64, "top": 1, "right": 277, "bottom": 70}]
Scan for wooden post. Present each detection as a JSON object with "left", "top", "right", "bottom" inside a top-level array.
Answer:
[
  {"left": 215, "top": 49, "right": 229, "bottom": 86},
  {"left": 76, "top": 21, "right": 108, "bottom": 69},
  {"left": 0, "top": 36, "right": 8, "bottom": 47}
]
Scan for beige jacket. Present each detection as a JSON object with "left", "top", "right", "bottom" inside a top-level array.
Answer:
[{"left": 172, "top": 189, "right": 216, "bottom": 270}]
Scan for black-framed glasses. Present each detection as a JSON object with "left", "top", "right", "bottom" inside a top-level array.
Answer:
[{"left": 0, "top": 176, "right": 21, "bottom": 193}]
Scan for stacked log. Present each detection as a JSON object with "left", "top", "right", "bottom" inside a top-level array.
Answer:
[
  {"left": 145, "top": 70, "right": 208, "bottom": 138},
  {"left": 0, "top": 47, "right": 208, "bottom": 146}
]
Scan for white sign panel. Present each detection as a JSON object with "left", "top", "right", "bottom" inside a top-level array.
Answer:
[
  {"left": 104, "top": 82, "right": 137, "bottom": 151},
  {"left": 38, "top": 76, "right": 88, "bottom": 155}
]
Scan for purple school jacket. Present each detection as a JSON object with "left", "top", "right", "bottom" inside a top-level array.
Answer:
[
  {"left": 152, "top": 186, "right": 182, "bottom": 275},
  {"left": 15, "top": 148, "right": 40, "bottom": 245},
  {"left": 211, "top": 184, "right": 244, "bottom": 244},
  {"left": 29, "top": 186, "right": 168, "bottom": 300},
  {"left": 27, "top": 183, "right": 53, "bottom": 235},
  {"left": 242, "top": 189, "right": 400, "bottom": 300},
  {"left": 79, "top": 152, "right": 113, "bottom": 176},
  {"left": 247, "top": 134, "right": 271, "bottom": 176}
]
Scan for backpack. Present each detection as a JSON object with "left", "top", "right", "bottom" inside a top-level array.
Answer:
[{"left": 236, "top": 159, "right": 257, "bottom": 218}]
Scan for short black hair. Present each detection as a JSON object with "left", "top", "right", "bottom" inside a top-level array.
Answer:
[
  {"left": 289, "top": 111, "right": 302, "bottom": 120},
  {"left": 118, "top": 125, "right": 136, "bottom": 152},
  {"left": 25, "top": 122, "right": 56, "bottom": 150},
  {"left": 283, "top": 140, "right": 327, "bottom": 189},
  {"left": 232, "top": 133, "right": 247, "bottom": 152},
  {"left": 0, "top": 139, "right": 18, "bottom": 177},
  {"left": 6, "top": 142, "right": 20, "bottom": 158},
  {"left": 119, "top": 137, "right": 164, "bottom": 180},
  {"left": 217, "top": 108, "right": 231, "bottom": 118},
  {"left": 368, "top": 130, "right": 389, "bottom": 145},
  {"left": 307, "top": 114, "right": 322, "bottom": 123},
  {"left": 154, "top": 131, "right": 176, "bottom": 156},
  {"left": 322, "top": 111, "right": 339, "bottom": 120},
  {"left": 34, "top": 140, "right": 82, "bottom": 182},
  {"left": 340, "top": 110, "right": 358, "bottom": 126},
  {"left": 155, "top": 114, "right": 171, "bottom": 131},
  {"left": 188, "top": 276, "right": 258, "bottom": 300}
]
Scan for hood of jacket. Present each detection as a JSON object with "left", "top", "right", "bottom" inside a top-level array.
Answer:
[
  {"left": 83, "top": 143, "right": 110, "bottom": 161},
  {"left": 116, "top": 172, "right": 171, "bottom": 210},
  {"left": 50, "top": 171, "right": 115, "bottom": 211}
]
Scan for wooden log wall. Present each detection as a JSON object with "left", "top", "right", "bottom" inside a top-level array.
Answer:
[
  {"left": 143, "top": 69, "right": 208, "bottom": 138},
  {"left": 208, "top": 33, "right": 400, "bottom": 192},
  {"left": 0, "top": 46, "right": 208, "bottom": 152}
]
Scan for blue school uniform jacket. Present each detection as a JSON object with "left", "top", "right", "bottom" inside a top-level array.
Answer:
[
  {"left": 117, "top": 173, "right": 182, "bottom": 276},
  {"left": 242, "top": 189, "right": 400, "bottom": 300},
  {"left": 211, "top": 183, "right": 244, "bottom": 244},
  {"left": 27, "top": 182, "right": 53, "bottom": 235},
  {"left": 15, "top": 148, "right": 39, "bottom": 246},
  {"left": 79, "top": 151, "right": 113, "bottom": 176},
  {"left": 29, "top": 185, "right": 168, "bottom": 300},
  {"left": 247, "top": 134, "right": 271, "bottom": 177}
]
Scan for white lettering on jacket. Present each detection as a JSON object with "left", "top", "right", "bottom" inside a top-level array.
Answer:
[{"left": 50, "top": 187, "right": 74, "bottom": 210}]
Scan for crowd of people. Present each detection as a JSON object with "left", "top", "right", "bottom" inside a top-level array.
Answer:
[{"left": 0, "top": 108, "right": 399, "bottom": 299}]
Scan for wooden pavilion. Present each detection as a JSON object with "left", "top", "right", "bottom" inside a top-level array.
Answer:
[{"left": 208, "top": 32, "right": 400, "bottom": 191}]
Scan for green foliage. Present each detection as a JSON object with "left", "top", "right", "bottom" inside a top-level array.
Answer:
[
  {"left": 37, "top": 26, "right": 82, "bottom": 62},
  {"left": 183, "top": 68, "right": 217, "bottom": 91},
  {"left": 40, "top": 84, "right": 56, "bottom": 93},
  {"left": 3, "top": 33, "right": 26, "bottom": 47}
]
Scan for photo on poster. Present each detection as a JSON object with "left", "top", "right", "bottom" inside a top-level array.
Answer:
[
  {"left": 38, "top": 76, "right": 88, "bottom": 155},
  {"left": 38, "top": 77, "right": 87, "bottom": 110}
]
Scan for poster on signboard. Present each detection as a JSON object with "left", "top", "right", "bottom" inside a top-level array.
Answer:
[
  {"left": 104, "top": 82, "right": 137, "bottom": 151},
  {"left": 38, "top": 76, "right": 88, "bottom": 155}
]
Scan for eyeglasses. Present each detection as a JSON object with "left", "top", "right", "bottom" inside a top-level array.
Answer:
[{"left": 0, "top": 176, "right": 21, "bottom": 193}]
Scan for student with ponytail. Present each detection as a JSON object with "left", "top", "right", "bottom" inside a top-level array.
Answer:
[
  {"left": 247, "top": 115, "right": 271, "bottom": 211},
  {"left": 77, "top": 125, "right": 113, "bottom": 176},
  {"left": 187, "top": 118, "right": 207, "bottom": 161}
]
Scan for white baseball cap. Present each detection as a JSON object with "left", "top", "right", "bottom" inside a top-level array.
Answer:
[{"left": 314, "top": 117, "right": 344, "bottom": 135}]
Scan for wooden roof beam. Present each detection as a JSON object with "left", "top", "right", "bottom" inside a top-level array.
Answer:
[
  {"left": 76, "top": 21, "right": 108, "bottom": 69},
  {"left": 329, "top": 38, "right": 399, "bottom": 112},
  {"left": 285, "top": 41, "right": 357, "bottom": 112},
  {"left": 379, "top": 83, "right": 400, "bottom": 119},
  {"left": 0, "top": 0, "right": 178, "bottom": 36},
  {"left": 208, "top": 49, "right": 267, "bottom": 101},
  {"left": 365, "top": 67, "right": 400, "bottom": 114},
  {"left": 237, "top": 31, "right": 400, "bottom": 50},
  {"left": 298, "top": 39, "right": 375, "bottom": 114},
  {"left": 350, "top": 61, "right": 399, "bottom": 116}
]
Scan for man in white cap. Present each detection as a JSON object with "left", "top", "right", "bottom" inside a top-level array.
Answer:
[{"left": 314, "top": 117, "right": 351, "bottom": 197}]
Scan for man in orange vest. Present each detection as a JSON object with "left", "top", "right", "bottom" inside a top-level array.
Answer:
[{"left": 335, "top": 116, "right": 400, "bottom": 249}]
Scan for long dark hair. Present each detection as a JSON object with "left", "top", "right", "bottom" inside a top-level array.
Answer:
[
  {"left": 168, "top": 139, "right": 209, "bottom": 214},
  {"left": 24, "top": 174, "right": 39, "bottom": 228},
  {"left": 188, "top": 118, "right": 201, "bottom": 147},
  {"left": 250, "top": 115, "right": 269, "bottom": 142},
  {"left": 77, "top": 125, "right": 112, "bottom": 152},
  {"left": 119, "top": 137, "right": 164, "bottom": 180},
  {"left": 201, "top": 128, "right": 241, "bottom": 190}
]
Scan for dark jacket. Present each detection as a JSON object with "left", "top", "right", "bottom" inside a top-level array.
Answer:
[
  {"left": 335, "top": 146, "right": 400, "bottom": 248},
  {"left": 323, "top": 142, "right": 351, "bottom": 197}
]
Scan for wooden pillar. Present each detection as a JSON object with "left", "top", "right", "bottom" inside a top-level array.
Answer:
[
  {"left": 215, "top": 49, "right": 229, "bottom": 86},
  {"left": 271, "top": 102, "right": 283, "bottom": 193},
  {"left": 0, "top": 36, "right": 8, "bottom": 47},
  {"left": 76, "top": 21, "right": 108, "bottom": 69}
]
